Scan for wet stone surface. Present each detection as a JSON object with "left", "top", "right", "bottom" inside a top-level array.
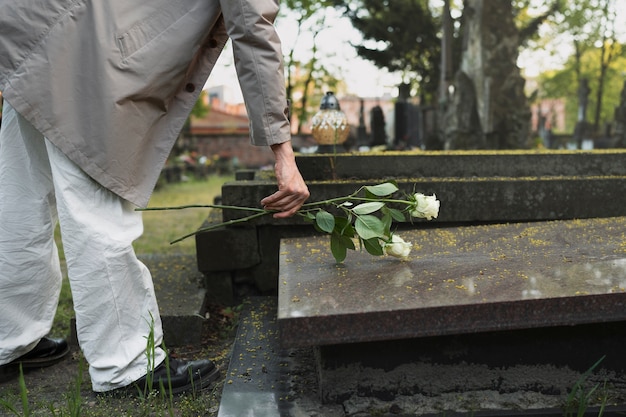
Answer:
[
  {"left": 218, "top": 297, "right": 344, "bottom": 417},
  {"left": 278, "top": 217, "right": 626, "bottom": 348}
]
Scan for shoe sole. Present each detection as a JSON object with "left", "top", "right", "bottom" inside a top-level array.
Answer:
[
  {"left": 19, "top": 344, "right": 71, "bottom": 368},
  {"left": 167, "top": 365, "right": 221, "bottom": 396},
  {"left": 98, "top": 365, "right": 221, "bottom": 398},
  {"left": 0, "top": 344, "right": 71, "bottom": 383}
]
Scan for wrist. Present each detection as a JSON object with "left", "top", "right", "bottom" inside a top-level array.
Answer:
[{"left": 271, "top": 141, "right": 295, "bottom": 159}]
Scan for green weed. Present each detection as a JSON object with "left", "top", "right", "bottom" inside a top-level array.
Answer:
[
  {"left": 563, "top": 356, "right": 608, "bottom": 417},
  {"left": 0, "top": 364, "right": 29, "bottom": 416}
]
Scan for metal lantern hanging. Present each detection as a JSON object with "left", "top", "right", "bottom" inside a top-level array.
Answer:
[{"left": 311, "top": 92, "right": 350, "bottom": 146}]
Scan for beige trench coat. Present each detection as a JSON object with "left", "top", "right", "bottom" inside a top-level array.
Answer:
[{"left": 0, "top": 0, "right": 290, "bottom": 207}]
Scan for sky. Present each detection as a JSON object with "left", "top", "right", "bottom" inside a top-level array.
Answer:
[{"left": 205, "top": 3, "right": 626, "bottom": 103}]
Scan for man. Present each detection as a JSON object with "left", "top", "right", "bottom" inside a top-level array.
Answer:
[{"left": 0, "top": 0, "right": 309, "bottom": 394}]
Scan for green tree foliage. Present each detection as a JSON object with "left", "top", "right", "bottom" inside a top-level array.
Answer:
[
  {"left": 190, "top": 90, "right": 209, "bottom": 119},
  {"left": 535, "top": 0, "right": 625, "bottom": 133},
  {"left": 330, "top": 0, "right": 441, "bottom": 103},
  {"left": 280, "top": 0, "right": 334, "bottom": 102},
  {"left": 326, "top": 0, "right": 555, "bottom": 104},
  {"left": 513, "top": 0, "right": 563, "bottom": 45},
  {"left": 540, "top": 48, "right": 626, "bottom": 133}
]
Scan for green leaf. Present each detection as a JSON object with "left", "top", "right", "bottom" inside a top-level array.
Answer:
[
  {"left": 334, "top": 217, "right": 355, "bottom": 238},
  {"left": 355, "top": 215, "right": 386, "bottom": 240},
  {"left": 365, "top": 182, "right": 399, "bottom": 197},
  {"left": 339, "top": 233, "right": 356, "bottom": 250},
  {"left": 330, "top": 234, "right": 348, "bottom": 263},
  {"left": 384, "top": 207, "right": 406, "bottom": 222},
  {"left": 315, "top": 210, "right": 335, "bottom": 233},
  {"left": 352, "top": 201, "right": 385, "bottom": 215},
  {"left": 363, "top": 238, "right": 384, "bottom": 256},
  {"left": 381, "top": 212, "right": 392, "bottom": 234}
]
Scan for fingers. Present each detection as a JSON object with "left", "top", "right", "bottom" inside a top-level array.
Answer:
[
  {"left": 264, "top": 141, "right": 310, "bottom": 218},
  {"left": 261, "top": 182, "right": 309, "bottom": 218}
]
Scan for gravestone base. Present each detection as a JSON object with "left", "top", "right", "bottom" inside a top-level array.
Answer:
[
  {"left": 197, "top": 223, "right": 318, "bottom": 305},
  {"left": 316, "top": 322, "right": 626, "bottom": 405},
  {"left": 278, "top": 217, "right": 626, "bottom": 412}
]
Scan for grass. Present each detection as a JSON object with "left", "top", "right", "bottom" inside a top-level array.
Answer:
[
  {"left": 563, "top": 356, "right": 609, "bottom": 417},
  {"left": 135, "top": 175, "right": 234, "bottom": 255}
]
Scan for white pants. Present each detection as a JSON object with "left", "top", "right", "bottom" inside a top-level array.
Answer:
[{"left": 0, "top": 103, "right": 166, "bottom": 392}]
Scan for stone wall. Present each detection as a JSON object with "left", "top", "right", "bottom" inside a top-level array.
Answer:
[{"left": 192, "top": 134, "right": 317, "bottom": 169}]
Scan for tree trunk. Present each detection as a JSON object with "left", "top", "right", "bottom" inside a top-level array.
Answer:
[{"left": 444, "top": 0, "right": 530, "bottom": 149}]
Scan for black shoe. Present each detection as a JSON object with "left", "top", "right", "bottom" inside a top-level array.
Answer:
[
  {"left": 108, "top": 357, "right": 220, "bottom": 396},
  {"left": 0, "top": 337, "right": 70, "bottom": 383},
  {"left": 13, "top": 337, "right": 70, "bottom": 368}
]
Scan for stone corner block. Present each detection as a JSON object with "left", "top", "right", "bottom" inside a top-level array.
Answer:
[{"left": 195, "top": 225, "right": 260, "bottom": 272}]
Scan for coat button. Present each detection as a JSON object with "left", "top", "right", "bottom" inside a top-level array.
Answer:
[
  {"left": 208, "top": 38, "right": 218, "bottom": 48},
  {"left": 185, "top": 83, "right": 196, "bottom": 93}
]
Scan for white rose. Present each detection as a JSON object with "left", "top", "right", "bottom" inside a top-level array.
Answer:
[
  {"left": 410, "top": 193, "right": 440, "bottom": 220},
  {"left": 383, "top": 235, "right": 412, "bottom": 259}
]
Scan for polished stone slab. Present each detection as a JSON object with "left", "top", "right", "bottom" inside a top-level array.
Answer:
[
  {"left": 277, "top": 217, "right": 626, "bottom": 347},
  {"left": 218, "top": 297, "right": 285, "bottom": 417},
  {"left": 217, "top": 297, "right": 345, "bottom": 417}
]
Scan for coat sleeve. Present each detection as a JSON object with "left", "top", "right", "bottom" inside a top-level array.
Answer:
[{"left": 218, "top": 0, "right": 291, "bottom": 147}]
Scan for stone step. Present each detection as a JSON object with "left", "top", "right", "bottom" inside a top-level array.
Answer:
[
  {"left": 277, "top": 217, "right": 626, "bottom": 348},
  {"left": 141, "top": 254, "right": 207, "bottom": 347},
  {"left": 217, "top": 297, "right": 284, "bottom": 417},
  {"left": 219, "top": 302, "right": 626, "bottom": 414},
  {"left": 218, "top": 298, "right": 626, "bottom": 415},
  {"left": 295, "top": 150, "right": 626, "bottom": 180},
  {"left": 218, "top": 151, "right": 626, "bottom": 225},
  {"left": 219, "top": 175, "right": 626, "bottom": 225}
]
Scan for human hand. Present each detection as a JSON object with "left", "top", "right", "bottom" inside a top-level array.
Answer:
[{"left": 261, "top": 142, "right": 309, "bottom": 218}]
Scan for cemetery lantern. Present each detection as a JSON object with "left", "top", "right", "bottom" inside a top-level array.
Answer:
[{"left": 311, "top": 91, "right": 349, "bottom": 146}]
